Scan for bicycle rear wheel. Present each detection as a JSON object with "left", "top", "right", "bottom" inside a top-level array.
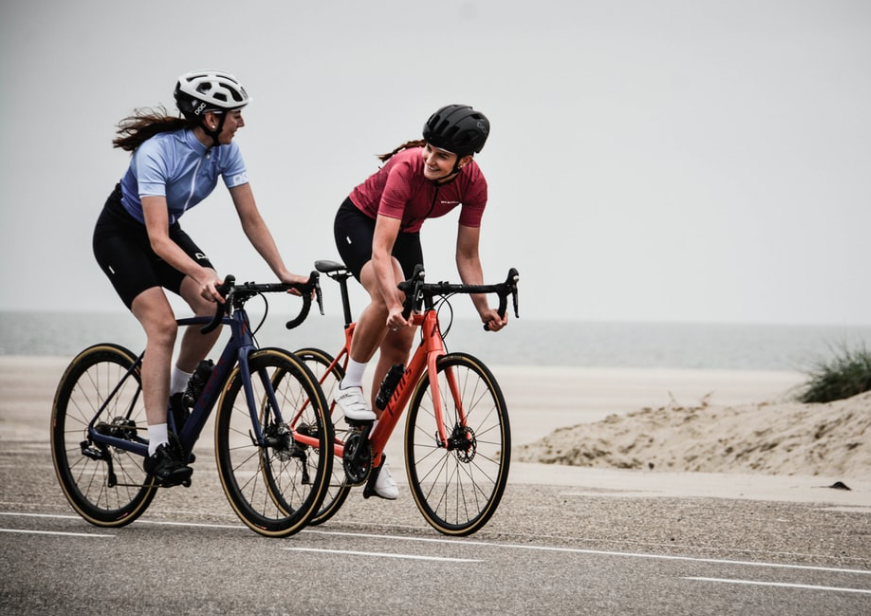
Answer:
[
  {"left": 50, "top": 343, "right": 157, "bottom": 527},
  {"left": 405, "top": 352, "right": 511, "bottom": 536},
  {"left": 215, "top": 348, "right": 333, "bottom": 537},
  {"left": 294, "top": 347, "right": 351, "bottom": 526}
]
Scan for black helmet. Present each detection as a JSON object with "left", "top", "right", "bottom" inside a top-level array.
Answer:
[{"left": 422, "top": 104, "right": 490, "bottom": 157}]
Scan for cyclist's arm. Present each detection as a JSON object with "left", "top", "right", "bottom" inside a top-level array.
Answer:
[
  {"left": 141, "top": 195, "right": 223, "bottom": 302},
  {"left": 456, "top": 223, "right": 507, "bottom": 331},
  {"left": 372, "top": 214, "right": 407, "bottom": 325},
  {"left": 229, "top": 183, "right": 309, "bottom": 288}
]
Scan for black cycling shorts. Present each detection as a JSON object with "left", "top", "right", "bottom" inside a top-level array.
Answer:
[
  {"left": 333, "top": 197, "right": 423, "bottom": 281},
  {"left": 92, "top": 184, "right": 215, "bottom": 309}
]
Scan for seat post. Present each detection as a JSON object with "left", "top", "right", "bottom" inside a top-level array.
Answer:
[{"left": 338, "top": 274, "right": 353, "bottom": 328}]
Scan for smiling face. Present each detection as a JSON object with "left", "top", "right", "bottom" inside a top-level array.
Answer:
[
  {"left": 212, "top": 109, "right": 245, "bottom": 145},
  {"left": 421, "top": 142, "right": 466, "bottom": 182}
]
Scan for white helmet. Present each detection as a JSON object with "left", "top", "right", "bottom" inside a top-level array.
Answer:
[{"left": 174, "top": 70, "right": 251, "bottom": 120}]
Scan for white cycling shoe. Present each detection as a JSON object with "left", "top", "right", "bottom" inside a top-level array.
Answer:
[
  {"left": 374, "top": 461, "right": 399, "bottom": 500},
  {"left": 335, "top": 385, "right": 377, "bottom": 422}
]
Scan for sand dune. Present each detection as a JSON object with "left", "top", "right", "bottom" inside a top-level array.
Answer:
[{"left": 515, "top": 390, "right": 871, "bottom": 479}]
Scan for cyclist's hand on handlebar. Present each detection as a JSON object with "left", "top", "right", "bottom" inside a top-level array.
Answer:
[
  {"left": 199, "top": 272, "right": 226, "bottom": 304},
  {"left": 386, "top": 304, "right": 411, "bottom": 332},
  {"left": 480, "top": 307, "right": 508, "bottom": 332},
  {"left": 279, "top": 271, "right": 313, "bottom": 298}
]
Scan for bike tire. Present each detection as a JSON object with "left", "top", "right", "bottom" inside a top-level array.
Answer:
[
  {"left": 214, "top": 348, "right": 333, "bottom": 537},
  {"left": 50, "top": 343, "right": 157, "bottom": 527},
  {"left": 293, "top": 347, "right": 351, "bottom": 526},
  {"left": 405, "top": 352, "right": 511, "bottom": 536}
]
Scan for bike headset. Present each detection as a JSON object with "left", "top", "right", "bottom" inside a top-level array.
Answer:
[
  {"left": 422, "top": 104, "right": 490, "bottom": 175},
  {"left": 174, "top": 70, "right": 252, "bottom": 147}
]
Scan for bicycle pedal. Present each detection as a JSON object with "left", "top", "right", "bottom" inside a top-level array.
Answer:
[
  {"left": 344, "top": 417, "right": 374, "bottom": 429},
  {"left": 156, "top": 469, "right": 193, "bottom": 488}
]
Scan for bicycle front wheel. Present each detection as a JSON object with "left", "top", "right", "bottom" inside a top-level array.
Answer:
[
  {"left": 50, "top": 343, "right": 157, "bottom": 527},
  {"left": 215, "top": 348, "right": 333, "bottom": 537},
  {"left": 405, "top": 352, "right": 511, "bottom": 536},
  {"left": 294, "top": 347, "right": 351, "bottom": 526}
]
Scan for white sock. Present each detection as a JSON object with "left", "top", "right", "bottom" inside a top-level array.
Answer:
[
  {"left": 341, "top": 359, "right": 368, "bottom": 389},
  {"left": 170, "top": 366, "right": 193, "bottom": 396},
  {"left": 148, "top": 424, "right": 169, "bottom": 456}
]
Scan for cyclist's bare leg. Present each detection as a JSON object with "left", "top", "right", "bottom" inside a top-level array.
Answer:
[
  {"left": 130, "top": 287, "right": 178, "bottom": 427},
  {"left": 347, "top": 260, "right": 395, "bottom": 364},
  {"left": 174, "top": 273, "right": 222, "bottom": 372},
  {"left": 350, "top": 258, "right": 415, "bottom": 416}
]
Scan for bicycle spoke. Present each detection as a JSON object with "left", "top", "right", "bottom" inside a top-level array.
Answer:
[
  {"left": 406, "top": 353, "right": 510, "bottom": 536},
  {"left": 215, "top": 348, "right": 332, "bottom": 538},
  {"left": 51, "top": 344, "right": 156, "bottom": 527}
]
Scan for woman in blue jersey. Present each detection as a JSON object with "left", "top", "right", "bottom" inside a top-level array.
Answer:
[{"left": 93, "top": 71, "right": 309, "bottom": 486}]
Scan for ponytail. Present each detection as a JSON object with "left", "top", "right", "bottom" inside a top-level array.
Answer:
[
  {"left": 377, "top": 139, "right": 425, "bottom": 163},
  {"left": 112, "top": 106, "right": 191, "bottom": 152}
]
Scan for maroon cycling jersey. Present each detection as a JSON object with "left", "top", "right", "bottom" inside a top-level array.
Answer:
[{"left": 348, "top": 147, "right": 487, "bottom": 233}]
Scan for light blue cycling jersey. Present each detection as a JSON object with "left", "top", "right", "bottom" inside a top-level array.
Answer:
[{"left": 119, "top": 128, "right": 248, "bottom": 225}]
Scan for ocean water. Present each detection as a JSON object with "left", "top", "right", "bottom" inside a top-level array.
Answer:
[{"left": 2, "top": 310, "right": 870, "bottom": 372}]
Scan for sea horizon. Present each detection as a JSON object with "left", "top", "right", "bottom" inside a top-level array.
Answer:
[{"left": 2, "top": 309, "right": 870, "bottom": 372}]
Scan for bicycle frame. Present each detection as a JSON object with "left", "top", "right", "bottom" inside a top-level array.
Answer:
[
  {"left": 293, "top": 308, "right": 461, "bottom": 467},
  {"left": 85, "top": 309, "right": 277, "bottom": 460},
  {"left": 367, "top": 310, "right": 457, "bottom": 465}
]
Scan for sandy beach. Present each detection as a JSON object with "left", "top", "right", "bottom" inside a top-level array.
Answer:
[{"left": 3, "top": 356, "right": 870, "bottom": 507}]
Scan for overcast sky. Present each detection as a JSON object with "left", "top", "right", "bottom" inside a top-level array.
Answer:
[{"left": 1, "top": 0, "right": 869, "bottom": 325}]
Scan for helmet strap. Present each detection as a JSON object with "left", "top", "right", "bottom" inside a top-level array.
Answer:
[
  {"left": 201, "top": 111, "right": 226, "bottom": 148},
  {"left": 451, "top": 154, "right": 472, "bottom": 175}
]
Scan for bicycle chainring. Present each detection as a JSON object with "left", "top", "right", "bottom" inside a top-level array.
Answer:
[{"left": 342, "top": 430, "right": 372, "bottom": 485}]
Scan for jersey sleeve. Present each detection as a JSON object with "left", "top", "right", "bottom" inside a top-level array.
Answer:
[
  {"left": 134, "top": 140, "right": 170, "bottom": 198},
  {"left": 457, "top": 171, "right": 488, "bottom": 228},
  {"left": 221, "top": 143, "right": 249, "bottom": 188},
  {"left": 377, "top": 159, "right": 415, "bottom": 220}
]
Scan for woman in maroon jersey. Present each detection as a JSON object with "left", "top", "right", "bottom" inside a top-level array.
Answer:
[{"left": 331, "top": 104, "right": 507, "bottom": 499}]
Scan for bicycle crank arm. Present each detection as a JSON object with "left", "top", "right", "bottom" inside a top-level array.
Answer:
[{"left": 362, "top": 456, "right": 386, "bottom": 500}]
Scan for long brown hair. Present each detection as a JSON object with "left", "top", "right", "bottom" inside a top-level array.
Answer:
[
  {"left": 112, "top": 106, "right": 192, "bottom": 152},
  {"left": 377, "top": 139, "right": 426, "bottom": 162}
]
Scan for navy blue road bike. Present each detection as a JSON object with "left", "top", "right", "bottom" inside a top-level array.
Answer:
[{"left": 50, "top": 275, "right": 333, "bottom": 538}]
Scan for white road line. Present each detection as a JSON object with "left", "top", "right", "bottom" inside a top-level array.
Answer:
[
  {"left": 685, "top": 577, "right": 871, "bottom": 595},
  {"left": 305, "top": 530, "right": 871, "bottom": 576},
  {"left": 4, "top": 512, "right": 869, "bottom": 577},
  {"left": 0, "top": 528, "right": 114, "bottom": 538},
  {"left": 0, "top": 512, "right": 81, "bottom": 520},
  {"left": 284, "top": 547, "right": 482, "bottom": 563},
  {"left": 0, "top": 512, "right": 245, "bottom": 531}
]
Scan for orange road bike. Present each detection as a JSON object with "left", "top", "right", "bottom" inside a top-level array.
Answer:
[
  {"left": 51, "top": 275, "right": 333, "bottom": 538},
  {"left": 293, "top": 261, "right": 519, "bottom": 536}
]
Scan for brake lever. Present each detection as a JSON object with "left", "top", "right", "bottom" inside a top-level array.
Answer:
[
  {"left": 399, "top": 264, "right": 425, "bottom": 321},
  {"left": 312, "top": 271, "right": 324, "bottom": 316},
  {"left": 484, "top": 268, "right": 519, "bottom": 331},
  {"left": 285, "top": 271, "right": 321, "bottom": 330},
  {"left": 508, "top": 268, "right": 520, "bottom": 318},
  {"left": 202, "top": 275, "right": 235, "bottom": 334}
]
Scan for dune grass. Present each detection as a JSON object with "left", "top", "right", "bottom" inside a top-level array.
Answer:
[{"left": 798, "top": 343, "right": 871, "bottom": 403}]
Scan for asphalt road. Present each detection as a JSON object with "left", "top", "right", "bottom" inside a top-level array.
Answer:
[{"left": 2, "top": 437, "right": 870, "bottom": 616}]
